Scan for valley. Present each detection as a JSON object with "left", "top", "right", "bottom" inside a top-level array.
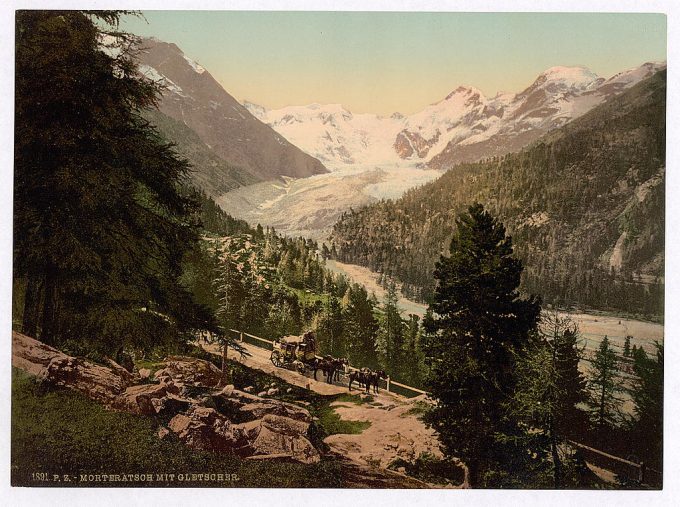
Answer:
[{"left": 216, "top": 164, "right": 443, "bottom": 240}]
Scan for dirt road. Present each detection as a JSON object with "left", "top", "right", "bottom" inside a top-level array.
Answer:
[{"left": 201, "top": 339, "right": 348, "bottom": 395}]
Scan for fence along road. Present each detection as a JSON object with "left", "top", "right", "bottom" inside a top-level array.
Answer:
[
  {"left": 223, "top": 328, "right": 661, "bottom": 487},
  {"left": 228, "top": 328, "right": 428, "bottom": 398}
]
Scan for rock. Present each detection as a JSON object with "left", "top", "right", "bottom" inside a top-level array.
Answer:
[
  {"left": 112, "top": 383, "right": 170, "bottom": 415},
  {"left": 157, "top": 426, "right": 170, "bottom": 440},
  {"left": 286, "top": 388, "right": 293, "bottom": 393},
  {"left": 220, "top": 384, "right": 235, "bottom": 397},
  {"left": 168, "top": 406, "right": 247, "bottom": 453},
  {"left": 249, "top": 414, "right": 319, "bottom": 464},
  {"left": 266, "top": 387, "right": 279, "bottom": 396},
  {"left": 153, "top": 356, "right": 222, "bottom": 388},
  {"left": 152, "top": 393, "right": 194, "bottom": 416},
  {"left": 243, "top": 385, "right": 254, "bottom": 393},
  {"left": 261, "top": 413, "right": 310, "bottom": 435},
  {"left": 257, "top": 391, "right": 267, "bottom": 397},
  {"left": 138, "top": 368, "right": 152, "bottom": 380},
  {"left": 105, "top": 358, "right": 136, "bottom": 384},
  {"left": 221, "top": 388, "right": 313, "bottom": 423},
  {"left": 12, "top": 331, "right": 65, "bottom": 378},
  {"left": 396, "top": 466, "right": 406, "bottom": 474}
]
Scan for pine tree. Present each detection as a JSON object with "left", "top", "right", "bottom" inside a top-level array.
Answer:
[
  {"left": 511, "top": 312, "right": 587, "bottom": 487},
  {"left": 376, "top": 280, "right": 405, "bottom": 377},
  {"left": 14, "top": 11, "right": 213, "bottom": 353},
  {"left": 587, "top": 336, "right": 622, "bottom": 431},
  {"left": 341, "top": 284, "right": 379, "bottom": 368},
  {"left": 623, "top": 335, "right": 632, "bottom": 358},
  {"left": 628, "top": 342, "right": 663, "bottom": 468},
  {"left": 422, "top": 204, "right": 541, "bottom": 487}
]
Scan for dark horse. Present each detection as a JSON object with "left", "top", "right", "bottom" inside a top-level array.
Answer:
[
  {"left": 313, "top": 356, "right": 336, "bottom": 384},
  {"left": 348, "top": 368, "right": 388, "bottom": 393},
  {"left": 369, "top": 370, "right": 388, "bottom": 393},
  {"left": 332, "top": 358, "right": 349, "bottom": 382},
  {"left": 348, "top": 368, "right": 371, "bottom": 393}
]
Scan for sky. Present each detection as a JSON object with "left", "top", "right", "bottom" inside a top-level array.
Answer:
[{"left": 122, "top": 11, "right": 664, "bottom": 115}]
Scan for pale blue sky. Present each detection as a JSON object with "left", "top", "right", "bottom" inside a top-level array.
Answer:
[{"left": 121, "top": 11, "right": 666, "bottom": 115}]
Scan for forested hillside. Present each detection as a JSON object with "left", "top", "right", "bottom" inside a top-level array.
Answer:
[{"left": 331, "top": 71, "right": 666, "bottom": 317}]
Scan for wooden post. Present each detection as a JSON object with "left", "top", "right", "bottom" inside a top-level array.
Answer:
[
  {"left": 387, "top": 376, "right": 391, "bottom": 392},
  {"left": 638, "top": 461, "right": 646, "bottom": 484}
]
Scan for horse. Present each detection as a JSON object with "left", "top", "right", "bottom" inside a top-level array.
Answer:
[
  {"left": 369, "top": 370, "right": 388, "bottom": 393},
  {"left": 332, "top": 358, "right": 349, "bottom": 382},
  {"left": 313, "top": 356, "right": 336, "bottom": 384},
  {"left": 348, "top": 368, "right": 372, "bottom": 393}
]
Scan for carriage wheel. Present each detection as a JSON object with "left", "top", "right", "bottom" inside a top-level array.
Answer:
[{"left": 270, "top": 350, "right": 283, "bottom": 367}]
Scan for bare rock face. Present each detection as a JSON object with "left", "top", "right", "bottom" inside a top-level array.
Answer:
[
  {"left": 214, "top": 387, "right": 313, "bottom": 423},
  {"left": 247, "top": 414, "right": 319, "bottom": 464},
  {"left": 153, "top": 356, "right": 222, "bottom": 388},
  {"left": 168, "top": 406, "right": 249, "bottom": 454},
  {"left": 111, "top": 383, "right": 191, "bottom": 416},
  {"left": 42, "top": 356, "right": 133, "bottom": 404}
]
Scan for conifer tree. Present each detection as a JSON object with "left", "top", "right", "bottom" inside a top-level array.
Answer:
[
  {"left": 14, "top": 11, "right": 213, "bottom": 352},
  {"left": 422, "top": 203, "right": 540, "bottom": 487},
  {"left": 376, "top": 280, "right": 405, "bottom": 377},
  {"left": 587, "top": 336, "right": 622, "bottom": 431}
]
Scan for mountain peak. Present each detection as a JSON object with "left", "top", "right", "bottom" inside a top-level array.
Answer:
[
  {"left": 536, "top": 65, "right": 600, "bottom": 89},
  {"left": 444, "top": 85, "right": 484, "bottom": 101}
]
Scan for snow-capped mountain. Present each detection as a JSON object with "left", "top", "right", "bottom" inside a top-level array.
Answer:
[
  {"left": 244, "top": 62, "right": 666, "bottom": 171},
  {"left": 136, "top": 38, "right": 328, "bottom": 181}
]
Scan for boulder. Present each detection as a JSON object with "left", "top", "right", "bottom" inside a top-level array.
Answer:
[
  {"left": 248, "top": 414, "right": 319, "bottom": 464},
  {"left": 157, "top": 426, "right": 170, "bottom": 440},
  {"left": 138, "top": 368, "right": 152, "bottom": 380},
  {"left": 112, "top": 383, "right": 170, "bottom": 415},
  {"left": 42, "top": 356, "right": 132, "bottom": 405},
  {"left": 214, "top": 388, "right": 312, "bottom": 423},
  {"left": 153, "top": 356, "right": 222, "bottom": 388},
  {"left": 168, "top": 406, "right": 248, "bottom": 454}
]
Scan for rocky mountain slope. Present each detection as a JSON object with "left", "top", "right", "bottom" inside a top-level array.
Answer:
[
  {"left": 137, "top": 38, "right": 328, "bottom": 181},
  {"left": 245, "top": 62, "right": 665, "bottom": 171},
  {"left": 144, "top": 109, "right": 260, "bottom": 197},
  {"left": 330, "top": 70, "right": 666, "bottom": 316}
]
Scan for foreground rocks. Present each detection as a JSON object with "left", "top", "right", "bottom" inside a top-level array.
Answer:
[
  {"left": 12, "top": 332, "right": 133, "bottom": 404},
  {"left": 12, "top": 331, "right": 321, "bottom": 464}
]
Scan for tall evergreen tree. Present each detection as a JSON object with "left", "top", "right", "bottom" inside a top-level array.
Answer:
[
  {"left": 341, "top": 284, "right": 379, "bottom": 368},
  {"left": 628, "top": 343, "right": 663, "bottom": 468},
  {"left": 376, "top": 280, "right": 405, "bottom": 377},
  {"left": 14, "top": 11, "right": 213, "bottom": 353},
  {"left": 587, "top": 336, "right": 622, "bottom": 431},
  {"left": 422, "top": 204, "right": 541, "bottom": 487}
]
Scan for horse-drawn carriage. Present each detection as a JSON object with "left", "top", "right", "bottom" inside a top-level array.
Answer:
[{"left": 270, "top": 331, "right": 317, "bottom": 374}]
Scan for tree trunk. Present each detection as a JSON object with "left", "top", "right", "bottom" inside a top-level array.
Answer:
[
  {"left": 549, "top": 416, "right": 562, "bottom": 489},
  {"left": 219, "top": 341, "right": 229, "bottom": 387},
  {"left": 39, "top": 270, "right": 57, "bottom": 345},
  {"left": 22, "top": 277, "right": 42, "bottom": 337}
]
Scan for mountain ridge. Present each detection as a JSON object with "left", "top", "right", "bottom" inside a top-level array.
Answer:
[
  {"left": 136, "top": 38, "right": 329, "bottom": 181},
  {"left": 329, "top": 70, "right": 666, "bottom": 315},
  {"left": 244, "top": 61, "right": 665, "bottom": 171}
]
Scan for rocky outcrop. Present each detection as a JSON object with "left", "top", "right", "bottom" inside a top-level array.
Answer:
[
  {"left": 12, "top": 332, "right": 133, "bottom": 404},
  {"left": 153, "top": 356, "right": 223, "bottom": 388},
  {"left": 12, "top": 332, "right": 322, "bottom": 464},
  {"left": 214, "top": 385, "right": 312, "bottom": 423}
]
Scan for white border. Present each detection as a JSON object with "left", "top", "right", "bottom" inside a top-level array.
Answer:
[{"left": 1, "top": 1, "right": 677, "bottom": 506}]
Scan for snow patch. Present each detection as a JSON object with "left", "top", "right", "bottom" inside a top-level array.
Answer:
[{"left": 182, "top": 54, "right": 206, "bottom": 74}]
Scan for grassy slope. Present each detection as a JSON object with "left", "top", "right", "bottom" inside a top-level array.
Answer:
[{"left": 11, "top": 347, "right": 379, "bottom": 488}]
